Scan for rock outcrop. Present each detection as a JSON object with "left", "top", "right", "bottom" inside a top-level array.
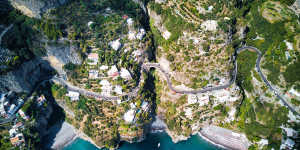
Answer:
[
  {"left": 0, "top": 58, "right": 54, "bottom": 93},
  {"left": 43, "top": 40, "right": 82, "bottom": 77},
  {"left": 9, "top": 0, "right": 69, "bottom": 18}
]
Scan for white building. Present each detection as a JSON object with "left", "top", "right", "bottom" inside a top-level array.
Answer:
[
  {"left": 281, "top": 126, "right": 297, "bottom": 137},
  {"left": 120, "top": 68, "right": 132, "bottom": 80},
  {"left": 281, "top": 138, "right": 295, "bottom": 149},
  {"left": 87, "top": 53, "right": 98, "bottom": 65},
  {"left": 141, "top": 101, "right": 149, "bottom": 111},
  {"left": 130, "top": 103, "right": 136, "bottom": 109},
  {"left": 18, "top": 110, "right": 29, "bottom": 120},
  {"left": 184, "top": 107, "right": 193, "bottom": 119},
  {"left": 289, "top": 88, "right": 300, "bottom": 97},
  {"left": 127, "top": 18, "right": 134, "bottom": 26},
  {"left": 100, "top": 80, "right": 112, "bottom": 96},
  {"left": 124, "top": 109, "right": 135, "bottom": 123},
  {"left": 208, "top": 6, "right": 213, "bottom": 11},
  {"left": 88, "top": 21, "right": 94, "bottom": 28},
  {"left": 284, "top": 40, "right": 294, "bottom": 50},
  {"left": 128, "top": 31, "right": 136, "bottom": 40},
  {"left": 8, "top": 104, "right": 16, "bottom": 115},
  {"left": 162, "top": 30, "right": 171, "bottom": 40},
  {"left": 107, "top": 65, "right": 119, "bottom": 77},
  {"left": 89, "top": 70, "right": 99, "bottom": 79},
  {"left": 114, "top": 85, "right": 123, "bottom": 95},
  {"left": 136, "top": 28, "right": 146, "bottom": 40},
  {"left": 188, "top": 94, "right": 198, "bottom": 104},
  {"left": 226, "top": 108, "right": 236, "bottom": 122},
  {"left": 258, "top": 139, "right": 268, "bottom": 149},
  {"left": 9, "top": 128, "right": 17, "bottom": 137},
  {"left": 99, "top": 65, "right": 109, "bottom": 70},
  {"left": 109, "top": 39, "right": 121, "bottom": 50},
  {"left": 201, "top": 20, "right": 218, "bottom": 31},
  {"left": 66, "top": 91, "right": 80, "bottom": 101},
  {"left": 198, "top": 94, "right": 210, "bottom": 106}
]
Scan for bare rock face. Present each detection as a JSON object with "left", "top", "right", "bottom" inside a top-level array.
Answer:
[
  {"left": 43, "top": 41, "right": 82, "bottom": 76},
  {"left": 8, "top": 0, "right": 69, "bottom": 18},
  {"left": 0, "top": 58, "right": 54, "bottom": 93}
]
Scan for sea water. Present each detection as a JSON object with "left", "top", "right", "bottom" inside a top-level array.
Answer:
[{"left": 64, "top": 132, "right": 221, "bottom": 150}]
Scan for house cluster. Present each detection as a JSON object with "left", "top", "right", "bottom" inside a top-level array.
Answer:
[
  {"left": 87, "top": 59, "right": 132, "bottom": 96},
  {"left": 211, "top": 88, "right": 239, "bottom": 103},
  {"left": 0, "top": 92, "right": 24, "bottom": 119},
  {"left": 188, "top": 93, "right": 210, "bottom": 106},
  {"left": 187, "top": 79, "right": 239, "bottom": 106},
  {"left": 280, "top": 126, "right": 298, "bottom": 149},
  {"left": 9, "top": 122, "right": 25, "bottom": 147},
  {"left": 123, "top": 101, "right": 149, "bottom": 123},
  {"left": 87, "top": 51, "right": 132, "bottom": 80},
  {"left": 126, "top": 18, "right": 146, "bottom": 41}
]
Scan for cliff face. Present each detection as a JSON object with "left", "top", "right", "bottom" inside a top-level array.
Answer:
[
  {"left": 43, "top": 40, "right": 82, "bottom": 77},
  {"left": 0, "top": 58, "right": 54, "bottom": 93},
  {"left": 9, "top": 0, "right": 69, "bottom": 18}
]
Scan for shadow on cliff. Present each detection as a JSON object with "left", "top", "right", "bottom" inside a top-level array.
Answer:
[{"left": 37, "top": 80, "right": 66, "bottom": 150}]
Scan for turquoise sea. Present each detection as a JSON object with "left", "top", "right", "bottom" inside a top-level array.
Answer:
[{"left": 63, "top": 132, "right": 222, "bottom": 150}]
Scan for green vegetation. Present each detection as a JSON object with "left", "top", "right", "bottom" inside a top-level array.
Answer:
[
  {"left": 236, "top": 97, "right": 289, "bottom": 149},
  {"left": 291, "top": 98, "right": 300, "bottom": 106},
  {"left": 283, "top": 56, "right": 300, "bottom": 85},
  {"left": 242, "top": 0, "right": 299, "bottom": 85},
  {"left": 0, "top": 10, "right": 42, "bottom": 74},
  {"left": 0, "top": 130, "right": 14, "bottom": 150},
  {"left": 149, "top": 2, "right": 194, "bottom": 43},
  {"left": 237, "top": 50, "right": 257, "bottom": 92}
]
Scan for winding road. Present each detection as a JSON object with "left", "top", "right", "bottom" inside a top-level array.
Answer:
[{"left": 51, "top": 46, "right": 299, "bottom": 115}]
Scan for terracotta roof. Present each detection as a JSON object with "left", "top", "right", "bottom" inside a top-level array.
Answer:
[{"left": 88, "top": 53, "right": 98, "bottom": 59}]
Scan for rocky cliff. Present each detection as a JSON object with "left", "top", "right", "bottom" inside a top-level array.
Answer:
[
  {"left": 43, "top": 40, "right": 82, "bottom": 77},
  {"left": 9, "top": 0, "right": 69, "bottom": 18},
  {"left": 0, "top": 58, "right": 54, "bottom": 93}
]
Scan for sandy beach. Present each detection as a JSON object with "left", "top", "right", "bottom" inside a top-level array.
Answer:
[
  {"left": 47, "top": 121, "right": 101, "bottom": 150},
  {"left": 198, "top": 125, "right": 250, "bottom": 150}
]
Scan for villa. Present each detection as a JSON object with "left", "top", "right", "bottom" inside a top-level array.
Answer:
[
  {"left": 184, "top": 107, "right": 193, "bottom": 119},
  {"left": 114, "top": 85, "right": 123, "bottom": 95},
  {"left": 198, "top": 94, "right": 210, "bottom": 106},
  {"left": 66, "top": 91, "right": 80, "bottom": 101},
  {"left": 87, "top": 53, "right": 98, "bottom": 65},
  {"left": 89, "top": 70, "right": 99, "bottom": 79},
  {"left": 100, "top": 65, "right": 109, "bottom": 70},
  {"left": 289, "top": 88, "right": 300, "bottom": 97},
  {"left": 120, "top": 68, "right": 132, "bottom": 80},
  {"left": 109, "top": 39, "right": 121, "bottom": 51},
  {"left": 128, "top": 31, "right": 136, "bottom": 40},
  {"left": 127, "top": 18, "right": 134, "bottom": 26},
  {"left": 141, "top": 101, "right": 149, "bottom": 111},
  {"left": 107, "top": 65, "right": 119, "bottom": 77},
  {"left": 124, "top": 109, "right": 136, "bottom": 123},
  {"left": 100, "top": 80, "right": 112, "bottom": 96},
  {"left": 136, "top": 28, "right": 146, "bottom": 40}
]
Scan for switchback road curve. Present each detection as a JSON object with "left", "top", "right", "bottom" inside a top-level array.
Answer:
[{"left": 52, "top": 46, "right": 299, "bottom": 115}]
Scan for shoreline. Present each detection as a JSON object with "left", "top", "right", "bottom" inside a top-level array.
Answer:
[
  {"left": 197, "top": 131, "right": 228, "bottom": 150},
  {"left": 49, "top": 121, "right": 102, "bottom": 150},
  {"left": 55, "top": 121, "right": 240, "bottom": 150}
]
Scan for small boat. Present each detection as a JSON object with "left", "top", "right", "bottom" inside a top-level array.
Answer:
[{"left": 158, "top": 142, "right": 160, "bottom": 148}]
